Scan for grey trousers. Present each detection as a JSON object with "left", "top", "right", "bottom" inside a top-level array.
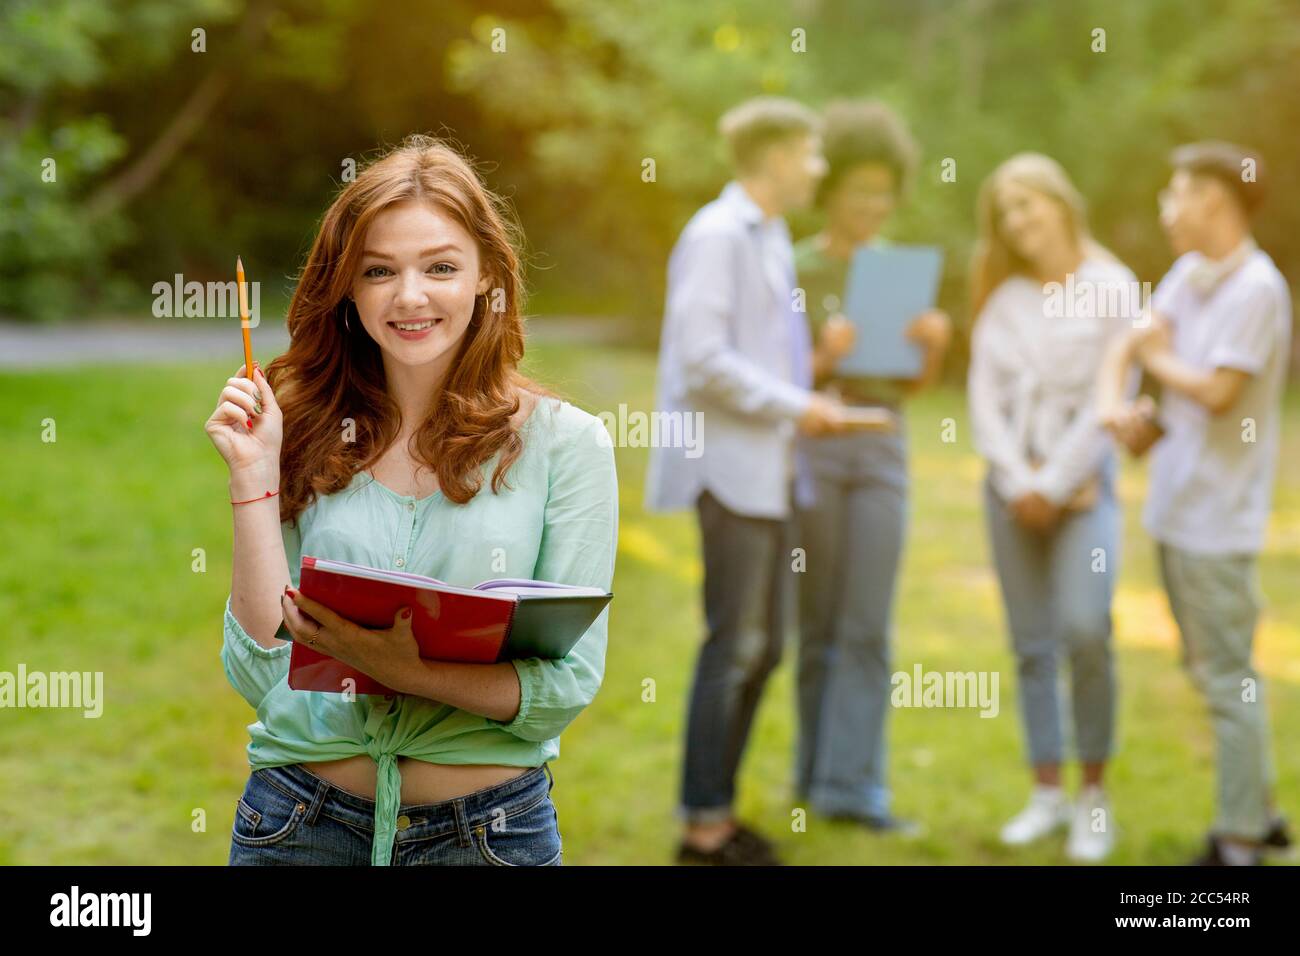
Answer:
[
  {"left": 1158, "top": 543, "right": 1275, "bottom": 838},
  {"left": 679, "top": 485, "right": 797, "bottom": 822}
]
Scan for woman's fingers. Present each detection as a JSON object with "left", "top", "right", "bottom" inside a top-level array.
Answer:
[
  {"left": 286, "top": 588, "right": 352, "bottom": 637},
  {"left": 280, "top": 594, "right": 321, "bottom": 645},
  {"left": 227, "top": 374, "right": 258, "bottom": 399},
  {"left": 250, "top": 364, "right": 280, "bottom": 411},
  {"left": 232, "top": 364, "right": 265, "bottom": 408},
  {"left": 233, "top": 366, "right": 260, "bottom": 400},
  {"left": 233, "top": 363, "right": 279, "bottom": 412},
  {"left": 213, "top": 400, "right": 254, "bottom": 430},
  {"left": 220, "top": 367, "right": 268, "bottom": 427},
  {"left": 220, "top": 384, "right": 258, "bottom": 417}
]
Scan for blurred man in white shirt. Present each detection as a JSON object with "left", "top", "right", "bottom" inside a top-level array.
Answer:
[
  {"left": 1099, "top": 141, "right": 1293, "bottom": 866},
  {"left": 647, "top": 97, "right": 857, "bottom": 865}
]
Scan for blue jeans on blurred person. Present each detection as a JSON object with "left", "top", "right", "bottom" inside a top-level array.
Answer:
[
  {"left": 795, "top": 427, "right": 908, "bottom": 819},
  {"left": 983, "top": 459, "right": 1119, "bottom": 767}
]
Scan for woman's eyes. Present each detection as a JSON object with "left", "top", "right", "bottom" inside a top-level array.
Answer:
[{"left": 362, "top": 263, "right": 457, "bottom": 278}]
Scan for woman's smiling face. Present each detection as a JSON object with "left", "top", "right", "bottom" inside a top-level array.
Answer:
[
  {"left": 350, "top": 199, "right": 491, "bottom": 368},
  {"left": 994, "top": 179, "right": 1071, "bottom": 265}
]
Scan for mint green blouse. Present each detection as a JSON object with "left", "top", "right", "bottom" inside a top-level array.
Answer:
[{"left": 220, "top": 396, "right": 618, "bottom": 865}]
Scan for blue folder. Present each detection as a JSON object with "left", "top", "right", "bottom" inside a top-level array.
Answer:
[{"left": 838, "top": 244, "right": 944, "bottom": 378}]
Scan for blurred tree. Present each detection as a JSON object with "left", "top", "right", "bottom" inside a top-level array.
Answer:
[
  {"left": 0, "top": 0, "right": 245, "bottom": 319},
  {"left": 3, "top": 0, "right": 1297, "bottom": 372},
  {"left": 445, "top": 0, "right": 1300, "bottom": 360}
]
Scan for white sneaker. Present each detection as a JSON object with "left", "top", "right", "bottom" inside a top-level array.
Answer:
[
  {"left": 1066, "top": 785, "right": 1115, "bottom": 862},
  {"left": 1000, "top": 786, "right": 1070, "bottom": 846}
]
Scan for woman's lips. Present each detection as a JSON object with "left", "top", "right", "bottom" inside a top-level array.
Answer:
[{"left": 387, "top": 317, "right": 443, "bottom": 340}]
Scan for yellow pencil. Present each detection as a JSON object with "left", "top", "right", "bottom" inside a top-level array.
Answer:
[{"left": 236, "top": 256, "right": 255, "bottom": 382}]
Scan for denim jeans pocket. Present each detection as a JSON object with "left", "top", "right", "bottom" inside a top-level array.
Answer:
[
  {"left": 473, "top": 793, "right": 562, "bottom": 866},
  {"left": 231, "top": 771, "right": 308, "bottom": 848}
]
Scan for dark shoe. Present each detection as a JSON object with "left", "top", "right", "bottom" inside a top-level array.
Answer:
[
  {"left": 676, "top": 826, "right": 783, "bottom": 866},
  {"left": 1263, "top": 816, "right": 1292, "bottom": 851},
  {"left": 731, "top": 823, "right": 778, "bottom": 854},
  {"left": 1191, "top": 835, "right": 1261, "bottom": 866}
]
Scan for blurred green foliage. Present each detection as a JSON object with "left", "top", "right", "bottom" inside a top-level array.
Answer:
[{"left": 3, "top": 0, "right": 1298, "bottom": 342}]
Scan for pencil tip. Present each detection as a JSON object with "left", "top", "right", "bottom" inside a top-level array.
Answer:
[{"left": 236, "top": 255, "right": 243, "bottom": 269}]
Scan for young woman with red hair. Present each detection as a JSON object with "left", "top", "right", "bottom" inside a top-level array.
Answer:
[{"left": 204, "top": 135, "right": 618, "bottom": 866}]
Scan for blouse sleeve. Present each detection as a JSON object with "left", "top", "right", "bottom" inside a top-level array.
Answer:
[
  {"left": 219, "top": 518, "right": 299, "bottom": 710},
  {"left": 967, "top": 290, "right": 1036, "bottom": 500},
  {"left": 488, "top": 411, "right": 619, "bottom": 742},
  {"left": 1032, "top": 268, "right": 1142, "bottom": 504}
]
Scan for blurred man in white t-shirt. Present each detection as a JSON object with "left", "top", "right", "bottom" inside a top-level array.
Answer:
[{"left": 1098, "top": 141, "right": 1292, "bottom": 866}]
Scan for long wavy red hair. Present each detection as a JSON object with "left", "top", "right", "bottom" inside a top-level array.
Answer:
[{"left": 266, "top": 134, "right": 553, "bottom": 527}]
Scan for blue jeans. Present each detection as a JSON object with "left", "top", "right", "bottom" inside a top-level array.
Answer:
[
  {"left": 983, "top": 463, "right": 1119, "bottom": 766},
  {"left": 680, "top": 485, "right": 797, "bottom": 822},
  {"left": 228, "top": 763, "right": 562, "bottom": 865},
  {"left": 795, "top": 427, "right": 908, "bottom": 818}
]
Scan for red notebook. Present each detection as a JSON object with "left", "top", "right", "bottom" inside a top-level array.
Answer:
[{"left": 284, "top": 556, "right": 612, "bottom": 695}]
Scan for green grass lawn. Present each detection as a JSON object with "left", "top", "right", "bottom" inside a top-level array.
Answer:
[{"left": 1, "top": 344, "right": 1296, "bottom": 865}]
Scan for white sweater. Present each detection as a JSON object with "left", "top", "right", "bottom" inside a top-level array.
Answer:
[{"left": 968, "top": 258, "right": 1140, "bottom": 505}]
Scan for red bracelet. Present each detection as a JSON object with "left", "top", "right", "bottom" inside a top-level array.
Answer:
[{"left": 231, "top": 490, "right": 279, "bottom": 506}]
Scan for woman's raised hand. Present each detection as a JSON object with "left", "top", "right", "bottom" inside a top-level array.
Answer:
[{"left": 204, "top": 363, "right": 284, "bottom": 481}]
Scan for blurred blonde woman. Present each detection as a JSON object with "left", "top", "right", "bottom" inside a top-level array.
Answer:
[{"left": 968, "top": 153, "right": 1139, "bottom": 862}]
